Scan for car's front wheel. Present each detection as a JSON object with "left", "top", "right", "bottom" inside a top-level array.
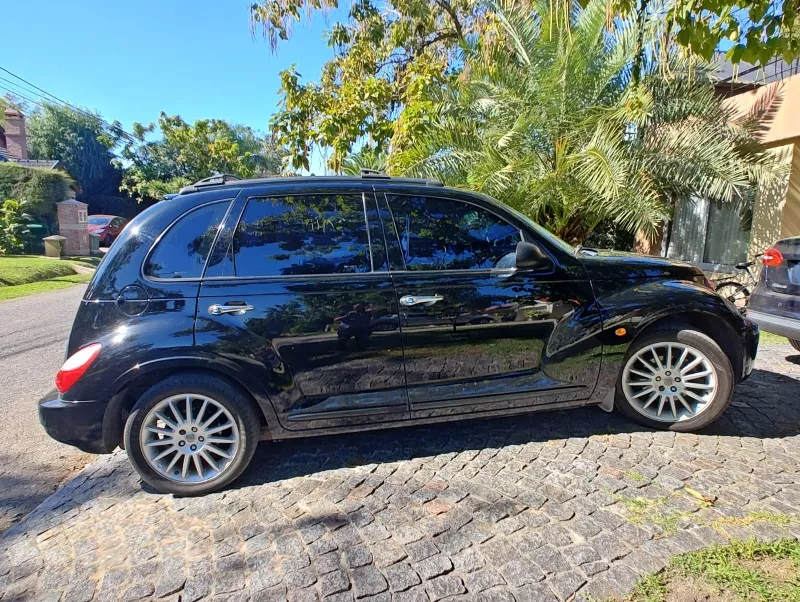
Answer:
[
  {"left": 614, "top": 328, "right": 734, "bottom": 431},
  {"left": 124, "top": 373, "right": 261, "bottom": 495}
]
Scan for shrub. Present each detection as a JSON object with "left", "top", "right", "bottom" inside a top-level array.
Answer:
[
  {"left": 0, "top": 163, "right": 72, "bottom": 220},
  {"left": 0, "top": 199, "right": 33, "bottom": 256}
]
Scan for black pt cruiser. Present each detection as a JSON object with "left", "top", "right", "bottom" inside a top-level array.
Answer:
[{"left": 40, "top": 173, "right": 759, "bottom": 495}]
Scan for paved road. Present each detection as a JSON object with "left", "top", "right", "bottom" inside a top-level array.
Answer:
[
  {"left": 0, "top": 285, "right": 94, "bottom": 534},
  {"left": 1, "top": 343, "right": 799, "bottom": 602}
]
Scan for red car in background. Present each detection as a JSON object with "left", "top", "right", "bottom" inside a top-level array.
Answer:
[{"left": 88, "top": 215, "right": 128, "bottom": 247}]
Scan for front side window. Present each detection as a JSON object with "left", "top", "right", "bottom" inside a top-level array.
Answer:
[
  {"left": 233, "top": 194, "right": 376, "bottom": 277},
  {"left": 386, "top": 195, "right": 521, "bottom": 271},
  {"left": 145, "top": 201, "right": 231, "bottom": 279}
]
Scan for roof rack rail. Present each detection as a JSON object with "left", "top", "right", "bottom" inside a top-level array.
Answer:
[
  {"left": 178, "top": 173, "right": 242, "bottom": 195},
  {"left": 358, "top": 168, "right": 444, "bottom": 186},
  {"left": 359, "top": 168, "right": 391, "bottom": 179}
]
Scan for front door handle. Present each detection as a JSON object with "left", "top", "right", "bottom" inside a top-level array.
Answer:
[
  {"left": 399, "top": 294, "right": 444, "bottom": 307},
  {"left": 209, "top": 302, "right": 255, "bottom": 316}
]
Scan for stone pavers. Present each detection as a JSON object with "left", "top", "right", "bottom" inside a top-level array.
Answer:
[{"left": 2, "top": 343, "right": 800, "bottom": 602}]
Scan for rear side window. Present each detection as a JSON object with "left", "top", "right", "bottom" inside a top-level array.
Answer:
[
  {"left": 145, "top": 201, "right": 231, "bottom": 279},
  {"left": 233, "top": 194, "right": 379, "bottom": 277}
]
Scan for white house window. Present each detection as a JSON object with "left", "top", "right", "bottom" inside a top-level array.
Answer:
[
  {"left": 666, "top": 190, "right": 754, "bottom": 267},
  {"left": 78, "top": 209, "right": 87, "bottom": 223}
]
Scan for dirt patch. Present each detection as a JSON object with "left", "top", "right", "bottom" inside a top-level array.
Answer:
[
  {"left": 735, "top": 557, "right": 797, "bottom": 583},
  {"left": 663, "top": 574, "right": 740, "bottom": 602}
]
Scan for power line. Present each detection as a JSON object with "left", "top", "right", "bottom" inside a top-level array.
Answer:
[
  {"left": 0, "top": 83, "right": 47, "bottom": 113},
  {"left": 0, "top": 66, "right": 140, "bottom": 145}
]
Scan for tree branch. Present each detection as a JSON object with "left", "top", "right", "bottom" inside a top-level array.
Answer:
[{"left": 433, "top": 0, "right": 465, "bottom": 41}]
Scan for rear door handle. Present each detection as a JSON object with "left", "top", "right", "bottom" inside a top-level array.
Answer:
[
  {"left": 399, "top": 294, "right": 444, "bottom": 307},
  {"left": 208, "top": 302, "right": 255, "bottom": 316}
]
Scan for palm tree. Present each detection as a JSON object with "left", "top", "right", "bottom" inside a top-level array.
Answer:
[
  {"left": 341, "top": 146, "right": 388, "bottom": 175},
  {"left": 389, "top": 0, "right": 782, "bottom": 244}
]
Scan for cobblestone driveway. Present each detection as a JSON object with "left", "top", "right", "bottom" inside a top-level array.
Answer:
[{"left": 2, "top": 344, "right": 800, "bottom": 602}]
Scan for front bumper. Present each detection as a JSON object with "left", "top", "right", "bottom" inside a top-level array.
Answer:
[
  {"left": 38, "top": 390, "right": 116, "bottom": 454},
  {"left": 747, "top": 309, "right": 800, "bottom": 341}
]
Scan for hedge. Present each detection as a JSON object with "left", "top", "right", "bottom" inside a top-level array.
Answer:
[{"left": 0, "top": 162, "right": 72, "bottom": 220}]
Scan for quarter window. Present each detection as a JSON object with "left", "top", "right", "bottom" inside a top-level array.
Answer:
[
  {"left": 386, "top": 195, "right": 521, "bottom": 271},
  {"left": 233, "top": 194, "right": 379, "bottom": 277},
  {"left": 145, "top": 201, "right": 231, "bottom": 279}
]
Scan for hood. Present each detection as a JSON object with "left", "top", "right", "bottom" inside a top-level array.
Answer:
[
  {"left": 88, "top": 224, "right": 107, "bottom": 233},
  {"left": 577, "top": 248, "right": 703, "bottom": 281}
]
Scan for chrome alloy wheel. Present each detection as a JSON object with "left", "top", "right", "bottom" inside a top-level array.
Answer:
[
  {"left": 140, "top": 394, "right": 240, "bottom": 483},
  {"left": 621, "top": 342, "right": 717, "bottom": 423}
]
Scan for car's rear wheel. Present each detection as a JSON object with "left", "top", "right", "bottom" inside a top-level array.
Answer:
[
  {"left": 790, "top": 339, "right": 800, "bottom": 353},
  {"left": 124, "top": 373, "right": 260, "bottom": 495},
  {"left": 614, "top": 328, "right": 734, "bottom": 432}
]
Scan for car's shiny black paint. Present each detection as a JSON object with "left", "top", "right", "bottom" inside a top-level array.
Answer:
[{"left": 40, "top": 177, "right": 759, "bottom": 454}]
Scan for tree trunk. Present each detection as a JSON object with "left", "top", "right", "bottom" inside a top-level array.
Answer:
[{"left": 633, "top": 221, "right": 665, "bottom": 255}]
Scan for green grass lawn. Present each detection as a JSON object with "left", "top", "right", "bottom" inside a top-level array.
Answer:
[
  {"left": 628, "top": 539, "right": 800, "bottom": 602},
  {"left": 0, "top": 255, "right": 96, "bottom": 300},
  {"left": 760, "top": 331, "right": 792, "bottom": 346},
  {"left": 0, "top": 273, "right": 93, "bottom": 300}
]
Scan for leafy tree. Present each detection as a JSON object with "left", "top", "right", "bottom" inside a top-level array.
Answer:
[
  {"left": 390, "top": 0, "right": 783, "bottom": 242},
  {"left": 0, "top": 199, "right": 32, "bottom": 255},
  {"left": 251, "top": 0, "right": 494, "bottom": 171},
  {"left": 121, "top": 113, "right": 284, "bottom": 200},
  {"left": 26, "top": 102, "right": 123, "bottom": 196},
  {"left": 668, "top": 0, "right": 800, "bottom": 64}
]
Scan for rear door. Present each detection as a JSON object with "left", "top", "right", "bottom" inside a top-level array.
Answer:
[
  {"left": 378, "top": 191, "right": 601, "bottom": 419},
  {"left": 195, "top": 185, "right": 408, "bottom": 431}
]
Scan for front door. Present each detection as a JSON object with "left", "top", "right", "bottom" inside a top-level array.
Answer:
[
  {"left": 195, "top": 187, "right": 407, "bottom": 431},
  {"left": 379, "top": 192, "right": 601, "bottom": 419}
]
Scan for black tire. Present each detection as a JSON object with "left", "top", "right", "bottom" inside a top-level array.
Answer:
[
  {"left": 790, "top": 339, "right": 800, "bottom": 353},
  {"left": 614, "top": 328, "right": 734, "bottom": 432},
  {"left": 124, "top": 372, "right": 261, "bottom": 495},
  {"left": 715, "top": 281, "right": 750, "bottom": 309},
  {"left": 103, "top": 234, "right": 112, "bottom": 247}
]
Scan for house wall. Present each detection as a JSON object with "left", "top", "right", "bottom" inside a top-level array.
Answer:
[
  {"left": 724, "top": 74, "right": 800, "bottom": 146},
  {"left": 782, "top": 143, "right": 800, "bottom": 239},
  {"left": 749, "top": 143, "right": 794, "bottom": 256}
]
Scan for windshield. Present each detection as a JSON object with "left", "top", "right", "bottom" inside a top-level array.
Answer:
[{"left": 88, "top": 217, "right": 112, "bottom": 225}]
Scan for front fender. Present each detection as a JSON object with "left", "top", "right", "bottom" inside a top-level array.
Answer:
[{"left": 588, "top": 279, "right": 753, "bottom": 404}]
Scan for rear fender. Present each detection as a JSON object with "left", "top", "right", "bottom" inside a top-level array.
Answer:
[{"left": 111, "top": 353, "right": 281, "bottom": 436}]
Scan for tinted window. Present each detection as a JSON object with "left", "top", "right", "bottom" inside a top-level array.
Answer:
[
  {"left": 88, "top": 216, "right": 111, "bottom": 225},
  {"left": 387, "top": 195, "right": 521, "bottom": 270},
  {"left": 145, "top": 201, "right": 231, "bottom": 279},
  {"left": 233, "top": 194, "right": 378, "bottom": 277}
]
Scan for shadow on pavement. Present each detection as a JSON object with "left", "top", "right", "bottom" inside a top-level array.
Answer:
[
  {"left": 233, "top": 367, "right": 800, "bottom": 490},
  {"left": 2, "top": 365, "right": 798, "bottom": 559}
]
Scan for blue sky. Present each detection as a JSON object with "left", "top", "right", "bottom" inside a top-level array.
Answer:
[{"left": 1, "top": 0, "right": 347, "bottom": 171}]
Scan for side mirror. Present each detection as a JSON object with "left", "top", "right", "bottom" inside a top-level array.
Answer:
[{"left": 515, "top": 241, "right": 554, "bottom": 272}]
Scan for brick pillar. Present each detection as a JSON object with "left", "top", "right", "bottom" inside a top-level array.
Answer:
[
  {"left": 3, "top": 109, "right": 28, "bottom": 159},
  {"left": 56, "top": 200, "right": 90, "bottom": 256}
]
